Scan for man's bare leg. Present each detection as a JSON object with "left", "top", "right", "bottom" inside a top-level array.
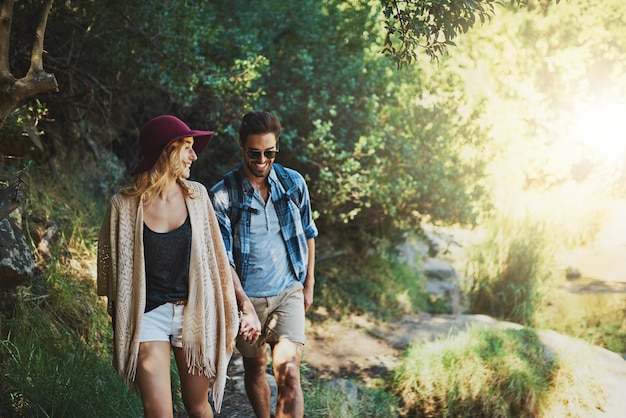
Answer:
[
  {"left": 272, "top": 341, "right": 304, "bottom": 418},
  {"left": 243, "top": 354, "right": 272, "bottom": 418}
]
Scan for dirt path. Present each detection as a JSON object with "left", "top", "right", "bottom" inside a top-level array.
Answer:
[{"left": 303, "top": 313, "right": 522, "bottom": 384}]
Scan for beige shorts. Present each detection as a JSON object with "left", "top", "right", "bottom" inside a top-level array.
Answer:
[{"left": 236, "top": 281, "right": 306, "bottom": 358}]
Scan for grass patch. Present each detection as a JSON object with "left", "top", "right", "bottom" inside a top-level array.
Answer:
[
  {"left": 537, "top": 285, "right": 626, "bottom": 354},
  {"left": 0, "top": 293, "right": 142, "bottom": 417},
  {"left": 0, "top": 158, "right": 144, "bottom": 417},
  {"left": 393, "top": 326, "right": 605, "bottom": 417}
]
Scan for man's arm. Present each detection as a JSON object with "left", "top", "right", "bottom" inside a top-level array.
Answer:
[
  {"left": 210, "top": 182, "right": 261, "bottom": 343},
  {"left": 303, "top": 238, "right": 316, "bottom": 311},
  {"left": 230, "top": 265, "right": 262, "bottom": 344}
]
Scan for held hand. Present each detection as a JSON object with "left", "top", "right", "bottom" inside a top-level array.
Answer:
[{"left": 239, "top": 304, "right": 262, "bottom": 345}]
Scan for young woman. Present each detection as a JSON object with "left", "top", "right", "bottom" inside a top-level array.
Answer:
[{"left": 97, "top": 115, "right": 238, "bottom": 417}]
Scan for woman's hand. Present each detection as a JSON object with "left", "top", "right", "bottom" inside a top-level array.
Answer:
[{"left": 239, "top": 300, "right": 262, "bottom": 345}]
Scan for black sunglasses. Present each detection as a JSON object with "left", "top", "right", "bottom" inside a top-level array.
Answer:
[{"left": 246, "top": 149, "right": 279, "bottom": 160}]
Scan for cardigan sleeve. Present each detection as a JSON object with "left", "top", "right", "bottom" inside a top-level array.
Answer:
[{"left": 97, "top": 195, "right": 123, "bottom": 320}]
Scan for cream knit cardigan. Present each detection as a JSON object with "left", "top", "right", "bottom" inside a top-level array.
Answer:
[{"left": 97, "top": 181, "right": 238, "bottom": 413}]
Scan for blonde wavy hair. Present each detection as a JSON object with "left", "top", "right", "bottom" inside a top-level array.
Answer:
[{"left": 121, "top": 137, "right": 199, "bottom": 204}]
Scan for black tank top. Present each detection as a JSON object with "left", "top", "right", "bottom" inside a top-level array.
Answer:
[{"left": 143, "top": 216, "right": 191, "bottom": 312}]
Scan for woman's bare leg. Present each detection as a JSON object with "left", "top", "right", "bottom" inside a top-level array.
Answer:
[
  {"left": 136, "top": 341, "right": 174, "bottom": 418},
  {"left": 173, "top": 347, "right": 214, "bottom": 418}
]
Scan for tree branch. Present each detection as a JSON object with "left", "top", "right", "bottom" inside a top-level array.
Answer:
[
  {"left": 0, "top": 0, "right": 58, "bottom": 123},
  {"left": 28, "top": 0, "right": 53, "bottom": 76}
]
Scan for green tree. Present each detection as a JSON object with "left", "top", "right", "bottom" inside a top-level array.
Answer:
[
  {"left": 4, "top": 0, "right": 497, "bottom": 251},
  {"left": 380, "top": 0, "right": 563, "bottom": 67}
]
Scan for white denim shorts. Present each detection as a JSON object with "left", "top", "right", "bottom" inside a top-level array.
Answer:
[{"left": 139, "top": 302, "right": 185, "bottom": 348}]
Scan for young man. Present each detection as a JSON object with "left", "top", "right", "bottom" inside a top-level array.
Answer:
[{"left": 210, "top": 110, "right": 318, "bottom": 418}]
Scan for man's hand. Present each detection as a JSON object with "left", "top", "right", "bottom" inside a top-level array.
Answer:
[
  {"left": 303, "top": 272, "right": 315, "bottom": 312},
  {"left": 303, "top": 285, "right": 314, "bottom": 312}
]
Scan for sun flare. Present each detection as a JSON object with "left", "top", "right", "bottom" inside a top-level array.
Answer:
[{"left": 569, "top": 100, "right": 626, "bottom": 164}]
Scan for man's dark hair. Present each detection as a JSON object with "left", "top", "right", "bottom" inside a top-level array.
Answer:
[{"left": 239, "top": 110, "right": 282, "bottom": 145}]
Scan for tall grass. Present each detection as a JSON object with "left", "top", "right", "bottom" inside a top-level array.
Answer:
[
  {"left": 0, "top": 159, "right": 144, "bottom": 417},
  {"left": 394, "top": 327, "right": 554, "bottom": 417},
  {"left": 392, "top": 326, "right": 604, "bottom": 418},
  {"left": 0, "top": 293, "right": 142, "bottom": 417},
  {"left": 0, "top": 240, "right": 143, "bottom": 416},
  {"left": 464, "top": 215, "right": 557, "bottom": 326}
]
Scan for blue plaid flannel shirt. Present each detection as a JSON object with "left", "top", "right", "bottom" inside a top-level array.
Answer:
[{"left": 209, "top": 164, "right": 318, "bottom": 288}]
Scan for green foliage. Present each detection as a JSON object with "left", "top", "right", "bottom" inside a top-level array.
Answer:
[
  {"left": 381, "top": 0, "right": 498, "bottom": 66},
  {"left": 464, "top": 215, "right": 556, "bottom": 326},
  {"left": 315, "top": 244, "right": 428, "bottom": 320},
  {"left": 6, "top": 0, "right": 499, "bottom": 254},
  {"left": 304, "top": 28, "right": 492, "bottom": 247},
  {"left": 0, "top": 293, "right": 142, "bottom": 417},
  {"left": 378, "top": 0, "right": 565, "bottom": 67}
]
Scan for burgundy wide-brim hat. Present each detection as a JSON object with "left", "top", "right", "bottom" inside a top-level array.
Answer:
[{"left": 130, "top": 115, "right": 214, "bottom": 176}]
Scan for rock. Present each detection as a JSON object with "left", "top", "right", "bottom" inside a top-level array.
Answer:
[
  {"left": 423, "top": 257, "right": 458, "bottom": 281},
  {"left": 422, "top": 257, "right": 464, "bottom": 314},
  {"left": 0, "top": 210, "right": 35, "bottom": 290},
  {"left": 425, "top": 280, "right": 462, "bottom": 314},
  {"left": 566, "top": 266, "right": 582, "bottom": 280},
  {"left": 328, "top": 378, "right": 358, "bottom": 406}
]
